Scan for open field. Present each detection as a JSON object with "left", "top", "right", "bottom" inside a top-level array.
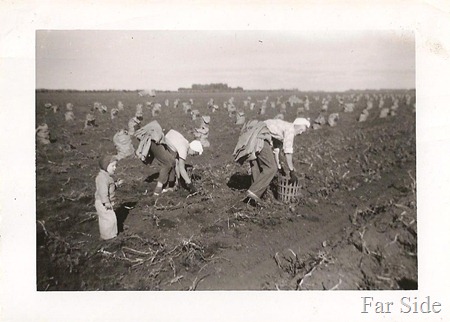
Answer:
[{"left": 36, "top": 89, "right": 416, "bottom": 290}]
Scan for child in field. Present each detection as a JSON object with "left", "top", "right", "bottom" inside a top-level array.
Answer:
[{"left": 94, "top": 155, "right": 123, "bottom": 240}]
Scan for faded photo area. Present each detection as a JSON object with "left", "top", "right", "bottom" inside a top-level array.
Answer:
[{"left": 35, "top": 30, "right": 416, "bottom": 291}]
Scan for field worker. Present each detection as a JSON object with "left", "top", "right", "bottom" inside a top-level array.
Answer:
[
  {"left": 152, "top": 103, "right": 162, "bottom": 117},
  {"left": 233, "top": 118, "right": 309, "bottom": 203},
  {"left": 227, "top": 104, "right": 237, "bottom": 118},
  {"left": 211, "top": 104, "right": 219, "bottom": 113},
  {"left": 328, "top": 113, "right": 339, "bottom": 127},
  {"left": 379, "top": 107, "right": 390, "bottom": 118},
  {"left": 207, "top": 98, "right": 214, "bottom": 109},
  {"left": 110, "top": 107, "right": 119, "bottom": 120},
  {"left": 344, "top": 103, "right": 355, "bottom": 113},
  {"left": 182, "top": 102, "right": 192, "bottom": 114},
  {"left": 94, "top": 155, "right": 123, "bottom": 240},
  {"left": 173, "top": 99, "right": 180, "bottom": 109},
  {"left": 164, "top": 129, "right": 203, "bottom": 194},
  {"left": 236, "top": 111, "right": 246, "bottom": 125},
  {"left": 135, "top": 121, "right": 177, "bottom": 196},
  {"left": 36, "top": 123, "right": 51, "bottom": 145},
  {"left": 65, "top": 111, "right": 75, "bottom": 122},
  {"left": 194, "top": 115, "right": 210, "bottom": 148},
  {"left": 128, "top": 108, "right": 144, "bottom": 135},
  {"left": 312, "top": 114, "right": 326, "bottom": 130},
  {"left": 297, "top": 107, "right": 305, "bottom": 117},
  {"left": 358, "top": 109, "right": 369, "bottom": 122},
  {"left": 93, "top": 102, "right": 101, "bottom": 112},
  {"left": 84, "top": 113, "right": 97, "bottom": 129},
  {"left": 191, "top": 109, "right": 200, "bottom": 121}
]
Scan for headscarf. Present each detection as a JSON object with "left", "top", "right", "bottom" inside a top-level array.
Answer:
[{"left": 99, "top": 155, "right": 118, "bottom": 171}]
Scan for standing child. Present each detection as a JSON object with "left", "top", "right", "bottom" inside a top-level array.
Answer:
[{"left": 94, "top": 155, "right": 123, "bottom": 240}]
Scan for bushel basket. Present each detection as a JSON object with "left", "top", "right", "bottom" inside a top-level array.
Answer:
[{"left": 277, "top": 175, "right": 302, "bottom": 203}]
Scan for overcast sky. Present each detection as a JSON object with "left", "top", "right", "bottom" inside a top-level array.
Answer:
[{"left": 36, "top": 30, "right": 415, "bottom": 91}]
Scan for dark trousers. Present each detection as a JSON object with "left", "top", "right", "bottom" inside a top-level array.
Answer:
[
  {"left": 249, "top": 141, "right": 277, "bottom": 198},
  {"left": 149, "top": 143, "right": 176, "bottom": 185}
]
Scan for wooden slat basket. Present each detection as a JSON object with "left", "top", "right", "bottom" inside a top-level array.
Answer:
[{"left": 277, "top": 175, "right": 302, "bottom": 203}]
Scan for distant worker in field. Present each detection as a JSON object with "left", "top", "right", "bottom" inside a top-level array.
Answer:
[
  {"left": 207, "top": 98, "right": 215, "bottom": 110},
  {"left": 65, "top": 103, "right": 75, "bottom": 121},
  {"left": 232, "top": 118, "right": 310, "bottom": 203},
  {"left": 152, "top": 103, "right": 162, "bottom": 117},
  {"left": 36, "top": 123, "right": 51, "bottom": 145},
  {"left": 110, "top": 107, "right": 119, "bottom": 120},
  {"left": 182, "top": 102, "right": 192, "bottom": 114},
  {"left": 358, "top": 109, "right": 369, "bottom": 122},
  {"left": 274, "top": 113, "right": 284, "bottom": 120},
  {"left": 227, "top": 103, "right": 237, "bottom": 118},
  {"left": 94, "top": 155, "right": 123, "bottom": 240},
  {"left": 173, "top": 99, "right": 180, "bottom": 109},
  {"left": 327, "top": 113, "right": 339, "bottom": 127},
  {"left": 236, "top": 111, "right": 246, "bottom": 125},
  {"left": 191, "top": 109, "right": 200, "bottom": 121},
  {"left": 194, "top": 115, "right": 210, "bottom": 148},
  {"left": 211, "top": 104, "right": 219, "bottom": 113},
  {"left": 84, "top": 113, "right": 97, "bottom": 129},
  {"left": 312, "top": 114, "right": 326, "bottom": 130},
  {"left": 164, "top": 129, "right": 203, "bottom": 194},
  {"left": 65, "top": 111, "right": 75, "bottom": 122},
  {"left": 128, "top": 105, "right": 144, "bottom": 135}
]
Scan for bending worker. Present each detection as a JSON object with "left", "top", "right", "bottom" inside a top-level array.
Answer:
[
  {"left": 135, "top": 120, "right": 176, "bottom": 196},
  {"left": 164, "top": 129, "right": 203, "bottom": 194},
  {"left": 233, "top": 117, "right": 310, "bottom": 203}
]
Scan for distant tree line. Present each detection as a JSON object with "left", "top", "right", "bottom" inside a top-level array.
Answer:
[
  {"left": 178, "top": 83, "right": 244, "bottom": 93},
  {"left": 36, "top": 89, "right": 140, "bottom": 93}
]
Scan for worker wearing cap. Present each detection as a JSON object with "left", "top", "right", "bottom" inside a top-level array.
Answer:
[
  {"left": 246, "top": 117, "right": 310, "bottom": 203},
  {"left": 163, "top": 129, "right": 203, "bottom": 194}
]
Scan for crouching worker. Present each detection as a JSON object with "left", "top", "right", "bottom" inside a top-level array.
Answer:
[
  {"left": 164, "top": 129, "right": 203, "bottom": 194},
  {"left": 95, "top": 155, "right": 124, "bottom": 240},
  {"left": 232, "top": 118, "right": 310, "bottom": 203},
  {"left": 135, "top": 120, "right": 176, "bottom": 196}
]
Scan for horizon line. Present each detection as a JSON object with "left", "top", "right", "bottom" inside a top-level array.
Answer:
[{"left": 36, "top": 88, "right": 416, "bottom": 93}]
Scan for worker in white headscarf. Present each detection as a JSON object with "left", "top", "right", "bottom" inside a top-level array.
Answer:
[{"left": 233, "top": 118, "right": 310, "bottom": 203}]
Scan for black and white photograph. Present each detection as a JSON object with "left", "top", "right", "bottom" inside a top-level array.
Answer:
[
  {"left": 1, "top": 1, "right": 450, "bottom": 322},
  {"left": 35, "top": 30, "right": 417, "bottom": 291}
]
